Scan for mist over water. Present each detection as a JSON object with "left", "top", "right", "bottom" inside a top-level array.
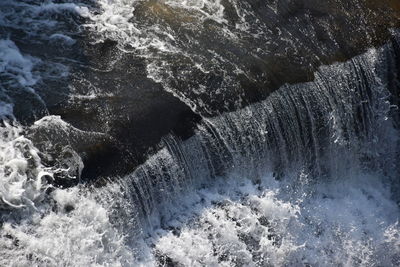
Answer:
[{"left": 1, "top": 0, "right": 400, "bottom": 266}]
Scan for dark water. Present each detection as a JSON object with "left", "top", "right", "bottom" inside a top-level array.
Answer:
[{"left": 0, "top": 0, "right": 400, "bottom": 266}]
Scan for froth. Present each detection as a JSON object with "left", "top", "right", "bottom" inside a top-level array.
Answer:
[{"left": 0, "top": 123, "right": 51, "bottom": 209}]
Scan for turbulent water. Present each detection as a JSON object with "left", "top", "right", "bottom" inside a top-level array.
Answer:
[{"left": 1, "top": 0, "right": 400, "bottom": 266}]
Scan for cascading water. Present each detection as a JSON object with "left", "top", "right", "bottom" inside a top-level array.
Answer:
[
  {"left": 112, "top": 41, "right": 400, "bottom": 266},
  {"left": 1, "top": 0, "right": 400, "bottom": 266}
]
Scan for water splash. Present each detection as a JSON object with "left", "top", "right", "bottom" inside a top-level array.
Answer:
[
  {"left": 151, "top": 172, "right": 399, "bottom": 266},
  {"left": 0, "top": 1, "right": 399, "bottom": 266},
  {"left": 0, "top": 123, "right": 53, "bottom": 209}
]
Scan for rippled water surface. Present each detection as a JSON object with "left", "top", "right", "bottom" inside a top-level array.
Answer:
[{"left": 1, "top": 0, "right": 400, "bottom": 266}]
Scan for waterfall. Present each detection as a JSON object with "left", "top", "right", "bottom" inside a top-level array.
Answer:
[
  {"left": 1, "top": 0, "right": 399, "bottom": 266},
  {"left": 119, "top": 41, "right": 399, "bottom": 223},
  {"left": 91, "top": 37, "right": 399, "bottom": 265}
]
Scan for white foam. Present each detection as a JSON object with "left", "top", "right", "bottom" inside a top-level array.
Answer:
[
  {"left": 0, "top": 123, "right": 51, "bottom": 209},
  {"left": 0, "top": 2, "right": 399, "bottom": 266},
  {"left": 0, "top": 39, "right": 40, "bottom": 87},
  {"left": 164, "top": 0, "right": 228, "bottom": 24},
  {"left": 0, "top": 117, "right": 398, "bottom": 266},
  {"left": 0, "top": 186, "right": 134, "bottom": 267},
  {"left": 82, "top": 0, "right": 142, "bottom": 47},
  {"left": 0, "top": 120, "right": 134, "bottom": 266},
  {"left": 149, "top": 172, "right": 400, "bottom": 266}
]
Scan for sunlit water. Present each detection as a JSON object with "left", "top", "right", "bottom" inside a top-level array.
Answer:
[{"left": 0, "top": 0, "right": 399, "bottom": 266}]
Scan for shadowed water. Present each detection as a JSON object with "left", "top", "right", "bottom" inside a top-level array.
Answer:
[{"left": 0, "top": 0, "right": 400, "bottom": 266}]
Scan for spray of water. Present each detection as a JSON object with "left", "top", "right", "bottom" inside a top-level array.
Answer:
[{"left": 0, "top": 1, "right": 399, "bottom": 266}]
